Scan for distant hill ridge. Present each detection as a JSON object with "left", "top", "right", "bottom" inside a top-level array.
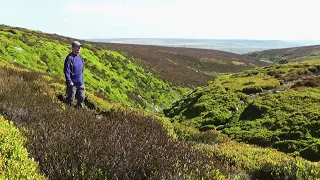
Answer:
[
  {"left": 97, "top": 42, "right": 270, "bottom": 86},
  {"left": 248, "top": 45, "right": 320, "bottom": 64},
  {"left": 91, "top": 38, "right": 320, "bottom": 54}
]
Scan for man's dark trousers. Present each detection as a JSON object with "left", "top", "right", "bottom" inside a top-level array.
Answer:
[{"left": 65, "top": 84, "right": 85, "bottom": 107}]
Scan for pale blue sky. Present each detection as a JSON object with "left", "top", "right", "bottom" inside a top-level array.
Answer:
[{"left": 1, "top": 0, "right": 320, "bottom": 40}]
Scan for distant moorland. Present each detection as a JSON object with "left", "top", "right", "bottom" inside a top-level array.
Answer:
[{"left": 91, "top": 38, "right": 320, "bottom": 54}]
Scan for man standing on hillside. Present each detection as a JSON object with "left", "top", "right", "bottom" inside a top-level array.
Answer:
[{"left": 64, "top": 41, "right": 85, "bottom": 108}]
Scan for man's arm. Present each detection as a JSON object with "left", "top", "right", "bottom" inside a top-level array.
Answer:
[{"left": 64, "top": 56, "right": 73, "bottom": 85}]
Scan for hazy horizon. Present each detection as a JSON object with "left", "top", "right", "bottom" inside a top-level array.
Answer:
[
  {"left": 90, "top": 38, "right": 320, "bottom": 54},
  {"left": 91, "top": 38, "right": 320, "bottom": 42}
]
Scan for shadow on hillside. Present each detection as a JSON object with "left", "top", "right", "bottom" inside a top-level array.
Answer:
[
  {"left": 56, "top": 94, "right": 95, "bottom": 110},
  {"left": 56, "top": 93, "right": 113, "bottom": 118}
]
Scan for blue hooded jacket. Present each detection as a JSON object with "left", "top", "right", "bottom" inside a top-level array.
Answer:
[{"left": 64, "top": 53, "right": 84, "bottom": 86}]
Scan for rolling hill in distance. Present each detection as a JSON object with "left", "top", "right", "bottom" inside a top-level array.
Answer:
[
  {"left": 95, "top": 42, "right": 270, "bottom": 86},
  {"left": 248, "top": 45, "right": 320, "bottom": 64},
  {"left": 90, "top": 38, "right": 320, "bottom": 54}
]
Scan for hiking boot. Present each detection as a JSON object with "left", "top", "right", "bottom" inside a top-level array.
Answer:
[{"left": 75, "top": 103, "right": 84, "bottom": 109}]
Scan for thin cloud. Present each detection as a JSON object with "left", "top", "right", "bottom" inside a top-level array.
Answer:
[
  {"left": 64, "top": 3, "right": 127, "bottom": 15},
  {"left": 61, "top": 0, "right": 320, "bottom": 40}
]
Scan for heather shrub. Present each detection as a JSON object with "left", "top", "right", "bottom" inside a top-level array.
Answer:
[{"left": 0, "top": 68, "right": 228, "bottom": 179}]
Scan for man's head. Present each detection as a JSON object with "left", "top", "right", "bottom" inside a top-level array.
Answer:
[{"left": 72, "top": 41, "right": 82, "bottom": 54}]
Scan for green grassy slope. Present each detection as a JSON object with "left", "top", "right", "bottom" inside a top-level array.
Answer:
[
  {"left": 247, "top": 45, "right": 320, "bottom": 64},
  {"left": 165, "top": 61, "right": 320, "bottom": 161},
  {"left": 0, "top": 25, "right": 188, "bottom": 112}
]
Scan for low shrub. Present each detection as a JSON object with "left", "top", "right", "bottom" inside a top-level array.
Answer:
[
  {"left": 0, "top": 115, "right": 45, "bottom": 179},
  {"left": 242, "top": 86, "right": 263, "bottom": 94},
  {"left": 254, "top": 158, "right": 320, "bottom": 180},
  {"left": 201, "top": 141, "right": 320, "bottom": 180},
  {"left": 173, "top": 122, "right": 200, "bottom": 141},
  {"left": 197, "top": 131, "right": 230, "bottom": 145},
  {"left": 292, "top": 77, "right": 320, "bottom": 88}
]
